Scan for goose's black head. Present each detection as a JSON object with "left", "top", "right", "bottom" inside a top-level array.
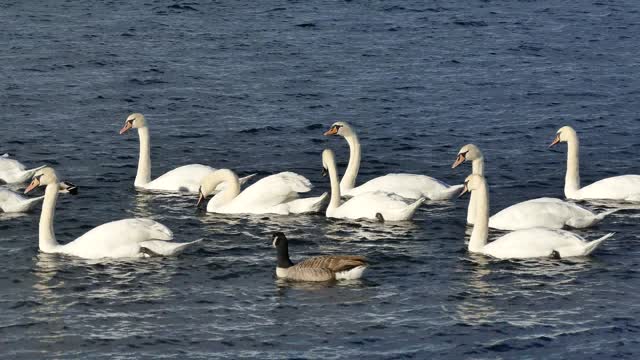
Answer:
[
  {"left": 272, "top": 232, "right": 287, "bottom": 248},
  {"left": 272, "top": 232, "right": 293, "bottom": 268}
]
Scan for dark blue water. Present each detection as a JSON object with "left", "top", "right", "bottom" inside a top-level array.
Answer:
[{"left": 2, "top": 0, "right": 640, "bottom": 358}]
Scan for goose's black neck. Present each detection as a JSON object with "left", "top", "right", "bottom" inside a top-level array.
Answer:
[{"left": 276, "top": 236, "right": 294, "bottom": 268}]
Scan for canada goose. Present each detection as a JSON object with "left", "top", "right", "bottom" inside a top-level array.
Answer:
[{"left": 272, "top": 232, "right": 368, "bottom": 281}]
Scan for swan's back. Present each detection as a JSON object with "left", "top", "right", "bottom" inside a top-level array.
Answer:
[
  {"left": 482, "top": 228, "right": 588, "bottom": 259},
  {"left": 332, "top": 191, "right": 420, "bottom": 221},
  {"left": 489, "top": 197, "right": 593, "bottom": 230},
  {"left": 0, "top": 155, "right": 26, "bottom": 173},
  {"left": 228, "top": 172, "right": 312, "bottom": 210},
  {"left": 346, "top": 173, "right": 452, "bottom": 199},
  {"left": 145, "top": 164, "right": 216, "bottom": 192},
  {"left": 578, "top": 175, "right": 640, "bottom": 200},
  {"left": 62, "top": 218, "right": 173, "bottom": 259}
]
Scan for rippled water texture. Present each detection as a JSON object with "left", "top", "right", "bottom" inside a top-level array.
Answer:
[{"left": 2, "top": 0, "right": 640, "bottom": 359}]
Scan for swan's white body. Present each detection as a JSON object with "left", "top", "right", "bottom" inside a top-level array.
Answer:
[
  {"left": 325, "top": 122, "right": 462, "bottom": 200},
  {"left": 0, "top": 154, "right": 46, "bottom": 184},
  {"left": 464, "top": 174, "right": 612, "bottom": 259},
  {"left": 452, "top": 144, "right": 617, "bottom": 230},
  {"left": 323, "top": 149, "right": 424, "bottom": 221},
  {"left": 31, "top": 168, "right": 199, "bottom": 259},
  {"left": 0, "top": 188, "right": 44, "bottom": 213},
  {"left": 203, "top": 170, "right": 327, "bottom": 215},
  {"left": 552, "top": 126, "right": 640, "bottom": 201},
  {"left": 489, "top": 197, "right": 618, "bottom": 230},
  {"left": 121, "top": 115, "right": 253, "bottom": 193}
]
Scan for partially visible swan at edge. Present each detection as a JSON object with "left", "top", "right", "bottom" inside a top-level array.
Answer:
[
  {"left": 460, "top": 174, "right": 613, "bottom": 259},
  {"left": 453, "top": 144, "right": 619, "bottom": 230},
  {"left": 119, "top": 113, "right": 254, "bottom": 193},
  {"left": 272, "top": 232, "right": 368, "bottom": 281},
  {"left": 322, "top": 148, "right": 424, "bottom": 221},
  {"left": 1, "top": 181, "right": 77, "bottom": 213},
  {"left": 0, "top": 153, "right": 46, "bottom": 184},
  {"left": 198, "top": 169, "right": 328, "bottom": 215},
  {"left": 550, "top": 125, "right": 640, "bottom": 201},
  {"left": 324, "top": 122, "right": 463, "bottom": 200},
  {"left": 25, "top": 167, "right": 200, "bottom": 259}
]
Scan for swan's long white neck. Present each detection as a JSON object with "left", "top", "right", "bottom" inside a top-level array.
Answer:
[
  {"left": 326, "top": 156, "right": 342, "bottom": 212},
  {"left": 135, "top": 126, "right": 152, "bottom": 187},
  {"left": 206, "top": 170, "right": 241, "bottom": 206},
  {"left": 39, "top": 184, "right": 61, "bottom": 253},
  {"left": 469, "top": 180, "right": 490, "bottom": 253},
  {"left": 341, "top": 132, "right": 361, "bottom": 192},
  {"left": 564, "top": 133, "right": 580, "bottom": 198},
  {"left": 467, "top": 157, "right": 484, "bottom": 224}
]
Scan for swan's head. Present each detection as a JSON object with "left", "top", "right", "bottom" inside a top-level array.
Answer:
[
  {"left": 321, "top": 149, "right": 336, "bottom": 176},
  {"left": 119, "top": 113, "right": 147, "bottom": 134},
  {"left": 452, "top": 144, "right": 483, "bottom": 169},
  {"left": 324, "top": 121, "right": 355, "bottom": 137},
  {"left": 549, "top": 126, "right": 577, "bottom": 147},
  {"left": 24, "top": 167, "right": 58, "bottom": 194},
  {"left": 272, "top": 232, "right": 288, "bottom": 248},
  {"left": 197, "top": 169, "right": 238, "bottom": 206},
  {"left": 459, "top": 174, "right": 485, "bottom": 197}
]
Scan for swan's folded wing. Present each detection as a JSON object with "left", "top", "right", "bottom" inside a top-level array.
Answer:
[
  {"left": 296, "top": 255, "right": 367, "bottom": 273},
  {"left": 579, "top": 175, "right": 640, "bottom": 200},
  {"left": 231, "top": 172, "right": 312, "bottom": 209},
  {"left": 145, "top": 164, "right": 216, "bottom": 193}
]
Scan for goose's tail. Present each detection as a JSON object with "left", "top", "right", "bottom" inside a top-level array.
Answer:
[{"left": 583, "top": 233, "right": 614, "bottom": 256}]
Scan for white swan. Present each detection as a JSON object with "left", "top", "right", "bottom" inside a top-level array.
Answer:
[
  {"left": 0, "top": 181, "right": 77, "bottom": 213},
  {"left": 198, "top": 169, "right": 328, "bottom": 215},
  {"left": 550, "top": 125, "right": 640, "bottom": 201},
  {"left": 452, "top": 144, "right": 618, "bottom": 230},
  {"left": 324, "top": 122, "right": 463, "bottom": 200},
  {"left": 0, "top": 153, "right": 46, "bottom": 184},
  {"left": 25, "top": 167, "right": 200, "bottom": 259},
  {"left": 461, "top": 174, "right": 613, "bottom": 259},
  {"left": 119, "top": 113, "right": 254, "bottom": 193},
  {"left": 322, "top": 149, "right": 424, "bottom": 221}
]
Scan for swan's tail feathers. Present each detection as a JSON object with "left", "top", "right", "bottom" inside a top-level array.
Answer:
[
  {"left": 1, "top": 153, "right": 9, "bottom": 158},
  {"left": 287, "top": 192, "right": 329, "bottom": 214},
  {"left": 583, "top": 233, "right": 614, "bottom": 256},
  {"left": 594, "top": 208, "right": 623, "bottom": 222},
  {"left": 278, "top": 172, "right": 313, "bottom": 193},
  {"left": 238, "top": 173, "right": 257, "bottom": 186},
  {"left": 396, "top": 197, "right": 425, "bottom": 220},
  {"left": 438, "top": 184, "right": 464, "bottom": 200},
  {"left": 140, "top": 239, "right": 203, "bottom": 256},
  {"left": 4, "top": 195, "right": 44, "bottom": 212},
  {"left": 22, "top": 165, "right": 48, "bottom": 179}
]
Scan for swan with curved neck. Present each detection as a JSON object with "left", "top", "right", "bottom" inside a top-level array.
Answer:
[
  {"left": 461, "top": 174, "right": 613, "bottom": 259},
  {"left": 550, "top": 125, "right": 640, "bottom": 201},
  {"left": 452, "top": 144, "right": 617, "bottom": 230},
  {"left": 0, "top": 153, "right": 46, "bottom": 184},
  {"left": 198, "top": 169, "right": 327, "bottom": 215},
  {"left": 322, "top": 149, "right": 424, "bottom": 221},
  {"left": 25, "top": 167, "right": 199, "bottom": 259},
  {"left": 324, "top": 122, "right": 463, "bottom": 200},
  {"left": 119, "top": 113, "right": 254, "bottom": 193}
]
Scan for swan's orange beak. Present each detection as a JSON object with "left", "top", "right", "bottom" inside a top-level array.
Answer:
[
  {"left": 324, "top": 126, "right": 338, "bottom": 136},
  {"left": 549, "top": 135, "right": 561, "bottom": 148},
  {"left": 119, "top": 121, "right": 132, "bottom": 135},
  {"left": 452, "top": 153, "right": 466, "bottom": 169},
  {"left": 24, "top": 178, "right": 40, "bottom": 194}
]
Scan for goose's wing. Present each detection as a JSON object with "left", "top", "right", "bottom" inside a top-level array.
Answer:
[
  {"left": 578, "top": 175, "right": 640, "bottom": 200},
  {"left": 62, "top": 218, "right": 173, "bottom": 258},
  {"left": 231, "top": 172, "right": 312, "bottom": 208},
  {"left": 296, "top": 255, "right": 367, "bottom": 272},
  {"left": 283, "top": 266, "right": 335, "bottom": 282},
  {"left": 144, "top": 164, "right": 216, "bottom": 193}
]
